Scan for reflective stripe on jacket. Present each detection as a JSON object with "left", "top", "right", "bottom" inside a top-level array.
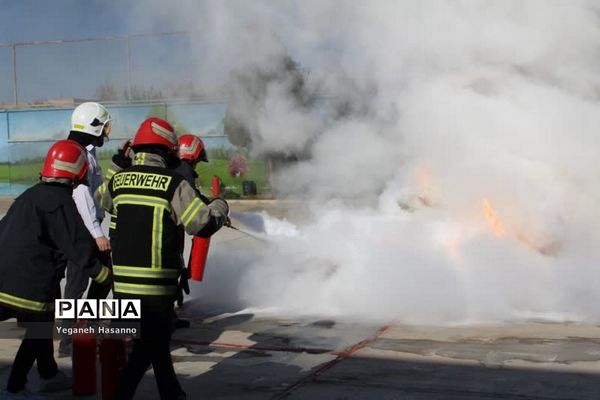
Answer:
[
  {"left": 0, "top": 183, "right": 104, "bottom": 312},
  {"left": 98, "top": 152, "right": 214, "bottom": 299}
]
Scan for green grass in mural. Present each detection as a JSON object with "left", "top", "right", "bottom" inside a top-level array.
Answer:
[
  {"left": 0, "top": 161, "right": 44, "bottom": 183},
  {"left": 195, "top": 159, "right": 270, "bottom": 198},
  {"left": 0, "top": 157, "right": 270, "bottom": 198}
]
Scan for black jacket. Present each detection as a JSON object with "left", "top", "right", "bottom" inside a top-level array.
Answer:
[
  {"left": 99, "top": 153, "right": 221, "bottom": 304},
  {"left": 0, "top": 183, "right": 107, "bottom": 313},
  {"left": 172, "top": 160, "right": 210, "bottom": 204}
]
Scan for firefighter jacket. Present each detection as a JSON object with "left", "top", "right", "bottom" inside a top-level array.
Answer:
[
  {"left": 173, "top": 160, "right": 211, "bottom": 204},
  {"left": 104, "top": 163, "right": 120, "bottom": 238},
  {"left": 96, "top": 152, "right": 221, "bottom": 301},
  {"left": 0, "top": 183, "right": 109, "bottom": 313}
]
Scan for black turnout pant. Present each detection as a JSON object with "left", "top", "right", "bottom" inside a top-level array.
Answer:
[
  {"left": 6, "top": 311, "right": 57, "bottom": 393},
  {"left": 114, "top": 302, "right": 184, "bottom": 400},
  {"left": 64, "top": 249, "right": 112, "bottom": 301},
  {"left": 61, "top": 249, "right": 112, "bottom": 348}
]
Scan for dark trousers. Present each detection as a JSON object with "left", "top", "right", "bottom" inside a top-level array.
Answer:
[
  {"left": 64, "top": 250, "right": 112, "bottom": 300},
  {"left": 6, "top": 312, "right": 57, "bottom": 393},
  {"left": 61, "top": 250, "right": 112, "bottom": 347},
  {"left": 114, "top": 303, "right": 184, "bottom": 400}
]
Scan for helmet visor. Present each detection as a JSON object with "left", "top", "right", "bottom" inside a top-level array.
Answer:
[{"left": 103, "top": 120, "right": 112, "bottom": 138}]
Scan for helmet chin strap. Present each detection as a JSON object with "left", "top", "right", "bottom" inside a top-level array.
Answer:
[
  {"left": 96, "top": 135, "right": 106, "bottom": 148},
  {"left": 40, "top": 177, "right": 76, "bottom": 187}
]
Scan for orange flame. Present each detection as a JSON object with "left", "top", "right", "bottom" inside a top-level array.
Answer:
[
  {"left": 480, "top": 198, "right": 558, "bottom": 256},
  {"left": 482, "top": 198, "right": 506, "bottom": 237}
]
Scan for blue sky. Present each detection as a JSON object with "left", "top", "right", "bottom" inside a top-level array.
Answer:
[
  {"left": 0, "top": 1, "right": 133, "bottom": 44},
  {"left": 0, "top": 1, "right": 235, "bottom": 164},
  {"left": 0, "top": 1, "right": 328, "bottom": 104},
  {"left": 0, "top": 0, "right": 197, "bottom": 103}
]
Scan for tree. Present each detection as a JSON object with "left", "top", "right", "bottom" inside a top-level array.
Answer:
[
  {"left": 227, "top": 153, "right": 248, "bottom": 177},
  {"left": 95, "top": 81, "right": 121, "bottom": 101},
  {"left": 125, "top": 85, "right": 165, "bottom": 101}
]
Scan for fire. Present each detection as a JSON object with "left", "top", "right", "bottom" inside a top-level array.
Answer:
[
  {"left": 482, "top": 198, "right": 506, "bottom": 237},
  {"left": 480, "top": 198, "right": 559, "bottom": 257}
]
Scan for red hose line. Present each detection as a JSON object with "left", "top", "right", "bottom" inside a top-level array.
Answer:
[
  {"left": 172, "top": 338, "right": 333, "bottom": 355},
  {"left": 271, "top": 321, "right": 397, "bottom": 400}
]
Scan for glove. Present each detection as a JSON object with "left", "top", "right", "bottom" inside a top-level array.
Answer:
[
  {"left": 176, "top": 269, "right": 190, "bottom": 308},
  {"left": 207, "top": 198, "right": 229, "bottom": 218},
  {"left": 112, "top": 140, "right": 133, "bottom": 169}
]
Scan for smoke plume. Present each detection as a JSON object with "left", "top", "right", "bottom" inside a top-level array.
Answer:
[{"left": 137, "top": 0, "right": 600, "bottom": 323}]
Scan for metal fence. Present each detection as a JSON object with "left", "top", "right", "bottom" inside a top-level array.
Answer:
[
  {"left": 0, "top": 32, "right": 274, "bottom": 197},
  {"left": 0, "top": 31, "right": 215, "bottom": 107}
]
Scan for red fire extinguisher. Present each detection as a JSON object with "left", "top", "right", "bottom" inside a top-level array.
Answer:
[
  {"left": 211, "top": 175, "right": 221, "bottom": 197},
  {"left": 72, "top": 329, "right": 97, "bottom": 396},
  {"left": 100, "top": 338, "right": 128, "bottom": 400},
  {"left": 189, "top": 236, "right": 211, "bottom": 281}
]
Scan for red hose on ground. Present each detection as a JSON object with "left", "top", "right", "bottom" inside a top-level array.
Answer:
[{"left": 271, "top": 321, "right": 397, "bottom": 400}]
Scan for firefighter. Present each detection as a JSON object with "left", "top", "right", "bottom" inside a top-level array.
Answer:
[
  {"left": 172, "top": 134, "right": 211, "bottom": 328},
  {"left": 174, "top": 133, "right": 210, "bottom": 202},
  {"left": 102, "top": 139, "right": 134, "bottom": 241},
  {"left": 60, "top": 102, "right": 113, "bottom": 356},
  {"left": 0, "top": 140, "right": 111, "bottom": 399},
  {"left": 96, "top": 117, "right": 229, "bottom": 400}
]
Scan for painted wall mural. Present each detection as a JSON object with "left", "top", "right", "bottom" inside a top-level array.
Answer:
[{"left": 0, "top": 101, "right": 252, "bottom": 196}]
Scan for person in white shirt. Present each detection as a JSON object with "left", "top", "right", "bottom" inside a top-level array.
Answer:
[{"left": 59, "top": 102, "right": 113, "bottom": 356}]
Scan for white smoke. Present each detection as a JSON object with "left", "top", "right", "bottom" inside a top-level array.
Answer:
[{"left": 137, "top": 0, "right": 600, "bottom": 323}]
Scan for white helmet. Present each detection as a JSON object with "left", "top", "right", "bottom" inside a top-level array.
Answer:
[{"left": 71, "top": 102, "right": 112, "bottom": 137}]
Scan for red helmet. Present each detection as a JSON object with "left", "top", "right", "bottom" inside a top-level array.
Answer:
[
  {"left": 131, "top": 117, "right": 178, "bottom": 152},
  {"left": 178, "top": 134, "right": 208, "bottom": 162},
  {"left": 40, "top": 140, "right": 89, "bottom": 182}
]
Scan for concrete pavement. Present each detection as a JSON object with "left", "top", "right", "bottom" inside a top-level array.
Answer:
[{"left": 3, "top": 317, "right": 600, "bottom": 399}]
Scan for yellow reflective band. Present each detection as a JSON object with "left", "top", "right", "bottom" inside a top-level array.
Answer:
[
  {"left": 109, "top": 222, "right": 116, "bottom": 229},
  {"left": 97, "top": 183, "right": 107, "bottom": 196},
  {"left": 114, "top": 282, "right": 177, "bottom": 296},
  {"left": 97, "top": 183, "right": 111, "bottom": 213},
  {"left": 112, "top": 194, "right": 170, "bottom": 272},
  {"left": 73, "top": 123, "right": 85, "bottom": 130},
  {"left": 134, "top": 153, "right": 147, "bottom": 165},
  {"left": 113, "top": 194, "right": 171, "bottom": 211},
  {"left": 106, "top": 168, "right": 117, "bottom": 180},
  {"left": 152, "top": 207, "right": 163, "bottom": 269},
  {"left": 112, "top": 172, "right": 171, "bottom": 192},
  {"left": 94, "top": 266, "right": 110, "bottom": 284},
  {"left": 0, "top": 291, "right": 52, "bottom": 312},
  {"left": 113, "top": 265, "right": 180, "bottom": 279},
  {"left": 181, "top": 198, "right": 204, "bottom": 227}
]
